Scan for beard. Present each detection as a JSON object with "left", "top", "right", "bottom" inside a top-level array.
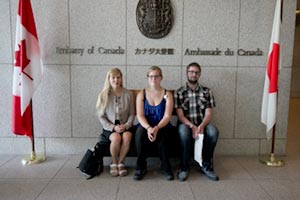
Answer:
[{"left": 188, "top": 78, "right": 198, "bottom": 85}]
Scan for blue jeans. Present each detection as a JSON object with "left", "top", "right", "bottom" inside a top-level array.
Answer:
[{"left": 178, "top": 123, "right": 218, "bottom": 171}]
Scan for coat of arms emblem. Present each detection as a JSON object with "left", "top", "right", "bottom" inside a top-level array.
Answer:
[{"left": 136, "top": 0, "right": 173, "bottom": 39}]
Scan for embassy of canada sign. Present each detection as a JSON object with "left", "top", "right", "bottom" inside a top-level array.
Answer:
[{"left": 136, "top": 0, "right": 173, "bottom": 39}]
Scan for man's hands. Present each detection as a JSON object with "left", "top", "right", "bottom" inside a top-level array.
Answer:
[{"left": 191, "top": 124, "right": 204, "bottom": 139}]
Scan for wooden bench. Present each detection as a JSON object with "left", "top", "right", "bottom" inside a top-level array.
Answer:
[{"left": 100, "top": 89, "right": 181, "bottom": 157}]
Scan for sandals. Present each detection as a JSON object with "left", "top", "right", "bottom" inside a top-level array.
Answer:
[
  {"left": 110, "top": 164, "right": 118, "bottom": 176},
  {"left": 118, "top": 163, "right": 128, "bottom": 176},
  {"left": 110, "top": 163, "right": 128, "bottom": 176}
]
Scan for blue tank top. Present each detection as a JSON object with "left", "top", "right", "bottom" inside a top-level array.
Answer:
[{"left": 144, "top": 90, "right": 166, "bottom": 126}]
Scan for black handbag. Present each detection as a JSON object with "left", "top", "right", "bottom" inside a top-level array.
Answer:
[{"left": 78, "top": 144, "right": 104, "bottom": 180}]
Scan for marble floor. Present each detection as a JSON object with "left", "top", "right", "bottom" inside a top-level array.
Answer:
[{"left": 0, "top": 98, "right": 299, "bottom": 200}]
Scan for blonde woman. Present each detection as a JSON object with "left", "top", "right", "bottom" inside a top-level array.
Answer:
[
  {"left": 133, "top": 66, "right": 174, "bottom": 181},
  {"left": 96, "top": 68, "right": 135, "bottom": 176}
]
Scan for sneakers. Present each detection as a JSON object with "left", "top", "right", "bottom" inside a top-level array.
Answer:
[
  {"left": 133, "top": 169, "right": 147, "bottom": 181},
  {"left": 177, "top": 170, "right": 189, "bottom": 182},
  {"left": 161, "top": 171, "right": 174, "bottom": 181},
  {"left": 134, "top": 166, "right": 219, "bottom": 181},
  {"left": 200, "top": 166, "right": 219, "bottom": 181}
]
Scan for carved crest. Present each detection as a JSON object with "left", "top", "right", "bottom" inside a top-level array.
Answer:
[{"left": 136, "top": 0, "right": 173, "bottom": 39}]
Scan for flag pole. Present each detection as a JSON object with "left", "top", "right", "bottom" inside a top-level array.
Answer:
[
  {"left": 22, "top": 100, "right": 46, "bottom": 165},
  {"left": 259, "top": 125, "right": 284, "bottom": 167},
  {"left": 260, "top": 95, "right": 284, "bottom": 167}
]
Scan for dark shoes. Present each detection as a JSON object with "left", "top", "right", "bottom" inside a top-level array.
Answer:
[
  {"left": 134, "top": 169, "right": 174, "bottom": 181},
  {"left": 161, "top": 170, "right": 174, "bottom": 181},
  {"left": 200, "top": 166, "right": 219, "bottom": 181},
  {"left": 133, "top": 169, "right": 147, "bottom": 181},
  {"left": 134, "top": 167, "right": 218, "bottom": 181},
  {"left": 177, "top": 170, "right": 189, "bottom": 182}
]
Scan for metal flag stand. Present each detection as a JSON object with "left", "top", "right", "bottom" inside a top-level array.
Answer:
[
  {"left": 22, "top": 139, "right": 46, "bottom": 165},
  {"left": 22, "top": 100, "right": 46, "bottom": 165},
  {"left": 259, "top": 125, "right": 284, "bottom": 167}
]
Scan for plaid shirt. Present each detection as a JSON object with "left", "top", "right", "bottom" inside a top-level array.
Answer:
[{"left": 174, "top": 83, "right": 216, "bottom": 125}]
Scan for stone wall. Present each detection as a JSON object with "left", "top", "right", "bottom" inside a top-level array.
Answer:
[{"left": 0, "top": 0, "right": 297, "bottom": 155}]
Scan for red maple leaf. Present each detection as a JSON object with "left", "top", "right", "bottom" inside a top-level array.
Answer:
[{"left": 14, "top": 39, "right": 33, "bottom": 80}]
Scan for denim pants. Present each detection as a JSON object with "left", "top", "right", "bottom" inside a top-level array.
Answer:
[
  {"left": 178, "top": 123, "right": 219, "bottom": 171},
  {"left": 135, "top": 125, "right": 172, "bottom": 172}
]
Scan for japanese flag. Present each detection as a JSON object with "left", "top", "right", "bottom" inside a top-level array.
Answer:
[{"left": 261, "top": 0, "right": 281, "bottom": 139}]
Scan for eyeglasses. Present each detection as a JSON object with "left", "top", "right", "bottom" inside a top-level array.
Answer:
[
  {"left": 187, "top": 71, "right": 200, "bottom": 75},
  {"left": 147, "top": 75, "right": 161, "bottom": 79}
]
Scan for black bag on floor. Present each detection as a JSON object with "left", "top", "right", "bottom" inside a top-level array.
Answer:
[{"left": 78, "top": 143, "right": 104, "bottom": 180}]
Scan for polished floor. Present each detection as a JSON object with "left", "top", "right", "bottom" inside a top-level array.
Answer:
[{"left": 0, "top": 98, "right": 299, "bottom": 200}]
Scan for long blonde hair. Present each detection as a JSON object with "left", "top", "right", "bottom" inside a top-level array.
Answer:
[{"left": 96, "top": 68, "right": 123, "bottom": 116}]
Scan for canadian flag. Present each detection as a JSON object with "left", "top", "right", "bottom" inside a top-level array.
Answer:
[
  {"left": 12, "top": 0, "right": 43, "bottom": 138},
  {"left": 261, "top": 0, "right": 281, "bottom": 140}
]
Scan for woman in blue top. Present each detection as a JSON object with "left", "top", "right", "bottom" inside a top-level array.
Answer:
[{"left": 133, "top": 66, "right": 174, "bottom": 181}]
